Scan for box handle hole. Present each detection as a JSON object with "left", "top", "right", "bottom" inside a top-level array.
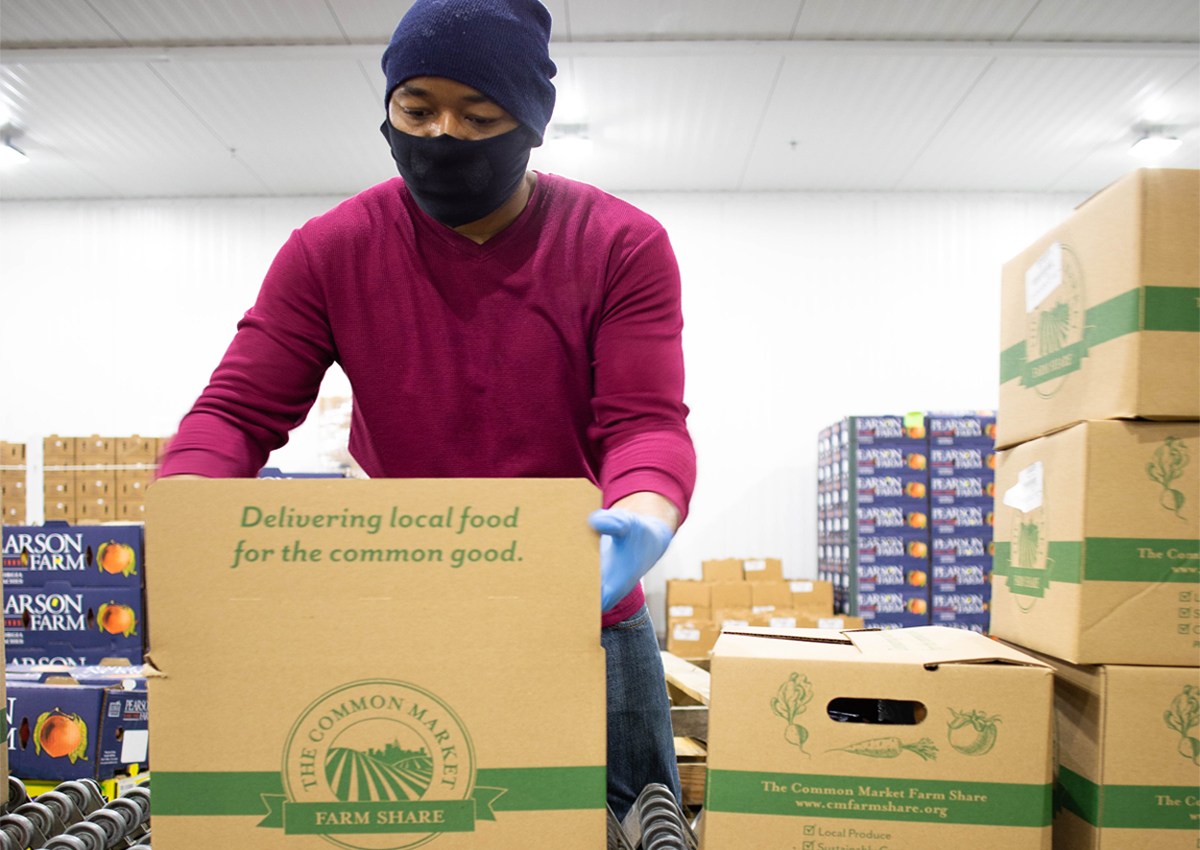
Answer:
[{"left": 827, "top": 698, "right": 927, "bottom": 725}]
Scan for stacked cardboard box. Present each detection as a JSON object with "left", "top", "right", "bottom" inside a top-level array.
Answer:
[
  {"left": 44, "top": 435, "right": 164, "bottom": 523},
  {"left": 818, "top": 414, "right": 932, "bottom": 628},
  {"left": 990, "top": 168, "right": 1199, "bottom": 847},
  {"left": 928, "top": 411, "right": 997, "bottom": 634},
  {"left": 2, "top": 522, "right": 146, "bottom": 666},
  {"left": 666, "top": 560, "right": 851, "bottom": 658},
  {"left": 1, "top": 442, "right": 27, "bottom": 525}
]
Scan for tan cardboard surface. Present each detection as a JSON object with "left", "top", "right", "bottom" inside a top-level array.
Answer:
[
  {"left": 997, "top": 168, "right": 1199, "bottom": 449},
  {"left": 1016, "top": 646, "right": 1200, "bottom": 848},
  {"left": 666, "top": 579, "right": 711, "bottom": 609},
  {"left": 704, "top": 627, "right": 1054, "bottom": 849},
  {"left": 709, "top": 581, "right": 752, "bottom": 610},
  {"left": 751, "top": 581, "right": 794, "bottom": 609},
  {"left": 789, "top": 579, "right": 835, "bottom": 616},
  {"left": 991, "top": 420, "right": 1199, "bottom": 665},
  {"left": 742, "top": 557, "right": 784, "bottom": 582},
  {"left": 702, "top": 559, "right": 744, "bottom": 583},
  {"left": 147, "top": 478, "right": 606, "bottom": 849}
]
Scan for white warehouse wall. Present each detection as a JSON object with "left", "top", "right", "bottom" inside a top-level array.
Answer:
[{"left": 0, "top": 186, "right": 1085, "bottom": 628}]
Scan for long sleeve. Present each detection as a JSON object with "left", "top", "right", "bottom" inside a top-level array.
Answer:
[
  {"left": 160, "top": 232, "right": 336, "bottom": 477},
  {"left": 590, "top": 225, "right": 696, "bottom": 522}
]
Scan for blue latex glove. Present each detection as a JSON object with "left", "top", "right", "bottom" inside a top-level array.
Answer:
[{"left": 588, "top": 508, "right": 674, "bottom": 613}]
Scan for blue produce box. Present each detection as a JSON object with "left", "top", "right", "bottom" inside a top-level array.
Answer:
[
  {"left": 940, "top": 620, "right": 989, "bottom": 634},
  {"left": 930, "top": 475, "right": 995, "bottom": 506},
  {"left": 931, "top": 534, "right": 993, "bottom": 564},
  {"left": 857, "top": 588, "right": 931, "bottom": 627},
  {"left": 5, "top": 584, "right": 143, "bottom": 659},
  {"left": 6, "top": 680, "right": 148, "bottom": 781},
  {"left": 2, "top": 522, "right": 144, "bottom": 588},
  {"left": 931, "top": 504, "right": 994, "bottom": 536},
  {"left": 853, "top": 415, "right": 928, "bottom": 446},
  {"left": 932, "top": 589, "right": 992, "bottom": 622},
  {"left": 856, "top": 505, "right": 930, "bottom": 536},
  {"left": 856, "top": 472, "right": 930, "bottom": 504},
  {"left": 856, "top": 563, "right": 930, "bottom": 593},
  {"left": 857, "top": 534, "right": 931, "bottom": 568},
  {"left": 6, "top": 648, "right": 142, "bottom": 667},
  {"left": 854, "top": 446, "right": 928, "bottom": 475},
  {"left": 927, "top": 411, "right": 996, "bottom": 446},
  {"left": 929, "top": 445, "right": 996, "bottom": 476},
  {"left": 931, "top": 562, "right": 992, "bottom": 591},
  {"left": 5, "top": 663, "right": 148, "bottom": 688}
]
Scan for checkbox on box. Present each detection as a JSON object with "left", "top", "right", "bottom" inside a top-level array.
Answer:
[
  {"left": 804, "top": 842, "right": 815, "bottom": 850},
  {"left": 804, "top": 825, "right": 816, "bottom": 835},
  {"left": 1180, "top": 624, "right": 1191, "bottom": 634}
]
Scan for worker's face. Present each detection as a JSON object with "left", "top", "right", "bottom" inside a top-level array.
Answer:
[{"left": 388, "top": 76, "right": 521, "bottom": 141}]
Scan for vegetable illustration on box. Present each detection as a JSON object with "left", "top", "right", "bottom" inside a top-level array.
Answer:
[
  {"left": 827, "top": 737, "right": 938, "bottom": 761},
  {"left": 1038, "top": 302, "right": 1070, "bottom": 355},
  {"left": 947, "top": 709, "right": 1000, "bottom": 756},
  {"left": 96, "top": 541, "right": 137, "bottom": 577},
  {"left": 1147, "top": 437, "right": 1190, "bottom": 520},
  {"left": 771, "top": 673, "right": 813, "bottom": 755},
  {"left": 97, "top": 603, "right": 138, "bottom": 637},
  {"left": 33, "top": 710, "right": 88, "bottom": 763},
  {"left": 1164, "top": 684, "right": 1199, "bottom": 765}
]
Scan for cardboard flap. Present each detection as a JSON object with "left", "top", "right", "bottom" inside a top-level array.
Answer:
[
  {"left": 846, "top": 626, "right": 1051, "bottom": 668},
  {"left": 722, "top": 626, "right": 855, "bottom": 646}
]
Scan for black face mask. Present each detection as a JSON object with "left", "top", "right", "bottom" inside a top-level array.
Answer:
[{"left": 380, "top": 121, "right": 536, "bottom": 228}]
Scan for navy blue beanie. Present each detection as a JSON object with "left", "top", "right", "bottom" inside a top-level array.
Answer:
[{"left": 382, "top": 0, "right": 557, "bottom": 144}]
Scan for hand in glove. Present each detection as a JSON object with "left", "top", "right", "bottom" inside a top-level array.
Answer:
[{"left": 588, "top": 508, "right": 674, "bottom": 613}]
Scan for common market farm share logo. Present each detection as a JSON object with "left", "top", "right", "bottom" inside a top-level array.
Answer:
[
  {"left": 1022, "top": 243, "right": 1086, "bottom": 397},
  {"left": 261, "top": 679, "right": 502, "bottom": 849},
  {"left": 1006, "top": 498, "right": 1050, "bottom": 611}
]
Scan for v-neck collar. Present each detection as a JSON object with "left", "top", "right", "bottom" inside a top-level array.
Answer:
[{"left": 399, "top": 171, "right": 552, "bottom": 260}]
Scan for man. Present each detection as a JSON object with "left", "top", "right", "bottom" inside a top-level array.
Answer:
[{"left": 160, "top": 0, "right": 695, "bottom": 818}]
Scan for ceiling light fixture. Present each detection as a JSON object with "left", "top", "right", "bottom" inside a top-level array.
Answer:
[{"left": 1129, "top": 130, "right": 1181, "bottom": 159}]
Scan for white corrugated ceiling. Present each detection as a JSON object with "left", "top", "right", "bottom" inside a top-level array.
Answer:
[{"left": 0, "top": 0, "right": 1196, "bottom": 199}]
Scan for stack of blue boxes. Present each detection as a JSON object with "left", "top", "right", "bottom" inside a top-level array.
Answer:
[
  {"left": 818, "top": 415, "right": 931, "bottom": 628},
  {"left": 927, "top": 411, "right": 998, "bottom": 634}
]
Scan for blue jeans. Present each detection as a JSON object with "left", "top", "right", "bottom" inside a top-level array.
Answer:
[{"left": 602, "top": 604, "right": 682, "bottom": 820}]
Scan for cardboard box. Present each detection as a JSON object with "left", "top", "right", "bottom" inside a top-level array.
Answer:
[
  {"left": 6, "top": 649, "right": 135, "bottom": 667},
  {"left": 928, "top": 412, "right": 997, "bottom": 446},
  {"left": 703, "top": 558, "right": 744, "bottom": 583},
  {"left": 751, "top": 581, "right": 794, "bottom": 610},
  {"left": 2, "top": 504, "right": 24, "bottom": 526},
  {"left": 932, "top": 535, "right": 994, "bottom": 565},
  {"left": 857, "top": 588, "right": 931, "bottom": 628},
  {"left": 0, "top": 470, "right": 25, "bottom": 499},
  {"left": 667, "top": 619, "right": 721, "bottom": 658},
  {"left": 6, "top": 679, "right": 148, "bottom": 781},
  {"left": 714, "top": 608, "right": 755, "bottom": 629},
  {"left": 75, "top": 498, "right": 113, "bottom": 523},
  {"left": 4, "top": 584, "right": 144, "bottom": 658},
  {"left": 931, "top": 504, "right": 994, "bottom": 536},
  {"left": 710, "top": 581, "right": 753, "bottom": 610},
  {"left": 857, "top": 473, "right": 930, "bottom": 505},
  {"left": 858, "top": 505, "right": 930, "bottom": 535},
  {"left": 853, "top": 415, "right": 928, "bottom": 445},
  {"left": 146, "top": 478, "right": 606, "bottom": 847},
  {"left": 1017, "top": 647, "right": 1200, "bottom": 848},
  {"left": 991, "top": 420, "right": 1199, "bottom": 666},
  {"left": 857, "top": 563, "right": 929, "bottom": 593},
  {"left": 2, "top": 522, "right": 144, "bottom": 588},
  {"left": 703, "top": 626, "right": 1054, "bottom": 849},
  {"left": 931, "top": 475, "right": 996, "bottom": 506},
  {"left": 667, "top": 604, "right": 710, "bottom": 621},
  {"left": 117, "top": 501, "right": 146, "bottom": 521},
  {"left": 858, "top": 534, "right": 931, "bottom": 567},
  {"left": 742, "top": 558, "right": 784, "bottom": 582},
  {"left": 5, "top": 663, "right": 149, "bottom": 688},
  {"left": 997, "top": 168, "right": 1199, "bottom": 450},
  {"left": 43, "top": 436, "right": 76, "bottom": 465},
  {"left": 116, "top": 468, "right": 154, "bottom": 499},
  {"left": 0, "top": 442, "right": 25, "bottom": 464},
  {"left": 788, "top": 580, "right": 834, "bottom": 617},
  {"left": 794, "top": 613, "right": 864, "bottom": 630},
  {"left": 854, "top": 446, "right": 928, "bottom": 475},
  {"left": 76, "top": 436, "right": 116, "bottom": 465},
  {"left": 78, "top": 470, "right": 116, "bottom": 500},
  {"left": 932, "top": 563, "right": 993, "bottom": 591},
  {"left": 931, "top": 446, "right": 998, "bottom": 477},
  {"left": 666, "top": 579, "right": 711, "bottom": 610},
  {"left": 43, "top": 471, "right": 76, "bottom": 500},
  {"left": 43, "top": 501, "right": 76, "bottom": 523},
  {"left": 115, "top": 436, "right": 158, "bottom": 465}
]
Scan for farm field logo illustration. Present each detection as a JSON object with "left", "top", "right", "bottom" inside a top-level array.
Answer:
[
  {"left": 1022, "top": 241, "right": 1086, "bottom": 396},
  {"left": 263, "top": 679, "right": 501, "bottom": 849},
  {"left": 1147, "top": 437, "right": 1190, "bottom": 521}
]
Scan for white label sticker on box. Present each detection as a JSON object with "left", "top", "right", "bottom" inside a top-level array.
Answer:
[
  {"left": 770, "top": 617, "right": 797, "bottom": 629},
  {"left": 1025, "top": 241, "right": 1063, "bottom": 313},
  {"left": 790, "top": 581, "right": 814, "bottom": 593},
  {"left": 120, "top": 729, "right": 149, "bottom": 763},
  {"left": 722, "top": 619, "right": 750, "bottom": 629},
  {"left": 743, "top": 559, "right": 766, "bottom": 572},
  {"left": 752, "top": 605, "right": 776, "bottom": 614},
  {"left": 669, "top": 605, "right": 694, "bottom": 617},
  {"left": 672, "top": 626, "right": 700, "bottom": 642},
  {"left": 818, "top": 618, "right": 846, "bottom": 629},
  {"left": 1003, "top": 461, "right": 1044, "bottom": 513}
]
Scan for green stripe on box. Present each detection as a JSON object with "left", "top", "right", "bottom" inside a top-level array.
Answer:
[
  {"left": 992, "top": 541, "right": 1082, "bottom": 584},
  {"left": 154, "top": 767, "right": 606, "bottom": 818},
  {"left": 705, "top": 770, "right": 1051, "bottom": 827},
  {"left": 1084, "top": 538, "right": 1200, "bottom": 583},
  {"left": 1145, "top": 286, "right": 1200, "bottom": 332},
  {"left": 1057, "top": 766, "right": 1200, "bottom": 829},
  {"left": 999, "top": 287, "right": 1199, "bottom": 384}
]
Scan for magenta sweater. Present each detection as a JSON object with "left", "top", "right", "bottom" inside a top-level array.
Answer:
[{"left": 161, "top": 173, "right": 696, "bottom": 626}]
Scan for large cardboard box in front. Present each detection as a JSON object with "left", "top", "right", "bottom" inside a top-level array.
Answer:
[
  {"left": 990, "top": 420, "right": 1199, "bottom": 666},
  {"left": 997, "top": 168, "right": 1199, "bottom": 450},
  {"left": 703, "top": 626, "right": 1054, "bottom": 850},
  {"left": 1013, "top": 646, "right": 1200, "bottom": 849},
  {"left": 147, "top": 479, "right": 606, "bottom": 849}
]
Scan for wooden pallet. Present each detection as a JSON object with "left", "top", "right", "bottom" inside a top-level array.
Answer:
[{"left": 662, "top": 651, "right": 710, "bottom": 809}]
